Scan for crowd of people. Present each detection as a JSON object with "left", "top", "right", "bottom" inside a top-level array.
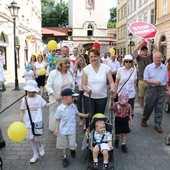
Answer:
[{"left": 1, "top": 39, "right": 170, "bottom": 169}]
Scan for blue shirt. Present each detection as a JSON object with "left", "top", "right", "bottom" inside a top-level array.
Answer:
[
  {"left": 48, "top": 54, "right": 60, "bottom": 70},
  {"left": 55, "top": 103, "right": 78, "bottom": 135},
  {"left": 144, "top": 63, "right": 168, "bottom": 86}
]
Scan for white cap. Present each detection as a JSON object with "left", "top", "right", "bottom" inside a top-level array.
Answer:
[
  {"left": 123, "top": 54, "right": 133, "bottom": 61},
  {"left": 23, "top": 80, "right": 40, "bottom": 93}
]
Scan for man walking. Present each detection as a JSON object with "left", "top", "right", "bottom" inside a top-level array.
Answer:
[
  {"left": 141, "top": 51, "right": 168, "bottom": 133},
  {"left": 133, "top": 39, "right": 158, "bottom": 112}
]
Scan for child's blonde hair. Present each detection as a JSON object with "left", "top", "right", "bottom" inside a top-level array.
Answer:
[{"left": 95, "top": 120, "right": 105, "bottom": 128}]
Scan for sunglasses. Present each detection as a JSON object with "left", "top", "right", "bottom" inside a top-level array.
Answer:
[{"left": 125, "top": 60, "right": 132, "bottom": 63}]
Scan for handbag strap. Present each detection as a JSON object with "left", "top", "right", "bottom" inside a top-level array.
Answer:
[
  {"left": 117, "top": 67, "right": 135, "bottom": 94},
  {"left": 25, "top": 97, "right": 33, "bottom": 124}
]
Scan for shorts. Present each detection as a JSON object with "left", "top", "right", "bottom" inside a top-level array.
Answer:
[
  {"left": 96, "top": 143, "right": 110, "bottom": 151},
  {"left": 115, "top": 116, "right": 130, "bottom": 134},
  {"left": 56, "top": 133, "right": 77, "bottom": 150},
  {"left": 138, "top": 80, "right": 148, "bottom": 98}
]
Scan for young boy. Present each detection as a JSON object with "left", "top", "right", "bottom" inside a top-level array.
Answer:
[
  {"left": 54, "top": 88, "right": 89, "bottom": 167},
  {"left": 91, "top": 120, "right": 113, "bottom": 170},
  {"left": 109, "top": 92, "right": 133, "bottom": 153}
]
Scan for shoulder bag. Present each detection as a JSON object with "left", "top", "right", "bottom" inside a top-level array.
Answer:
[
  {"left": 25, "top": 97, "right": 44, "bottom": 136},
  {"left": 114, "top": 68, "right": 135, "bottom": 102}
]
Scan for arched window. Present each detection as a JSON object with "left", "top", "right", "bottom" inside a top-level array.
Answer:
[{"left": 87, "top": 24, "right": 93, "bottom": 36}]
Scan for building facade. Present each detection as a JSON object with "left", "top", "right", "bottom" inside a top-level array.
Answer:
[
  {"left": 116, "top": 0, "right": 127, "bottom": 56},
  {"left": 126, "top": 0, "right": 155, "bottom": 53},
  {"left": 68, "top": 0, "right": 116, "bottom": 51},
  {"left": 155, "top": 0, "right": 170, "bottom": 60},
  {"left": 0, "top": 0, "right": 42, "bottom": 75}
]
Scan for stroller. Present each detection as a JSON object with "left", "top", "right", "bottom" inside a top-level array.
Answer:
[{"left": 82, "top": 113, "right": 114, "bottom": 170}]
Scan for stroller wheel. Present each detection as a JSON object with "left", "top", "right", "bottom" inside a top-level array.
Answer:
[{"left": 165, "top": 102, "right": 170, "bottom": 113}]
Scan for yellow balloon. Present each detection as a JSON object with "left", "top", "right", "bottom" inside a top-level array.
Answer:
[
  {"left": 8, "top": 122, "right": 27, "bottom": 142},
  {"left": 47, "top": 40, "right": 58, "bottom": 50},
  {"left": 35, "top": 52, "right": 39, "bottom": 58},
  {"left": 109, "top": 48, "right": 115, "bottom": 56},
  {"left": 39, "top": 68, "right": 46, "bottom": 75}
]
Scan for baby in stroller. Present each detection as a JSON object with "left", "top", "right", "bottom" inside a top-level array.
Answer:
[{"left": 87, "top": 114, "right": 113, "bottom": 170}]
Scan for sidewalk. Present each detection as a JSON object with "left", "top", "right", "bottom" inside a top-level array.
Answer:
[{"left": 1, "top": 71, "right": 170, "bottom": 169}]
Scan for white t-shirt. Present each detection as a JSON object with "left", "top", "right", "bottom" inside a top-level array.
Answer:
[
  {"left": 116, "top": 66, "right": 137, "bottom": 99},
  {"left": 108, "top": 60, "right": 120, "bottom": 73},
  {"left": 34, "top": 61, "right": 47, "bottom": 75},
  {"left": 83, "top": 63, "right": 110, "bottom": 99},
  {"left": 76, "top": 69, "right": 83, "bottom": 91},
  {"left": 22, "top": 70, "right": 35, "bottom": 84},
  {"left": 20, "top": 94, "right": 46, "bottom": 128},
  {"left": 55, "top": 103, "right": 78, "bottom": 135}
]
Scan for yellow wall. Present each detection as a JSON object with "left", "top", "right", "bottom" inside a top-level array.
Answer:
[{"left": 156, "top": 0, "right": 170, "bottom": 19}]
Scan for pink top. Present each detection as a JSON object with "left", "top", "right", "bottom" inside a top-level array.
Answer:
[{"left": 113, "top": 102, "right": 133, "bottom": 118}]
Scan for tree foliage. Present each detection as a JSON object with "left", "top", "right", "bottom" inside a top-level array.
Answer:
[
  {"left": 107, "top": 7, "right": 117, "bottom": 28},
  {"left": 41, "top": 0, "right": 68, "bottom": 27}
]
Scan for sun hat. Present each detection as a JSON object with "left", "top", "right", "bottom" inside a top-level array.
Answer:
[
  {"left": 61, "top": 88, "right": 79, "bottom": 97},
  {"left": 118, "top": 92, "right": 129, "bottom": 105},
  {"left": 23, "top": 80, "right": 40, "bottom": 93},
  {"left": 123, "top": 54, "right": 133, "bottom": 61}
]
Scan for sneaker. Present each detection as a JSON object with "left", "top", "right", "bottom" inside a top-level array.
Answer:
[
  {"left": 39, "top": 146, "right": 45, "bottom": 156},
  {"left": 102, "top": 163, "right": 108, "bottom": 170},
  {"left": 62, "top": 157, "right": 69, "bottom": 167},
  {"left": 79, "top": 121, "right": 83, "bottom": 126},
  {"left": 155, "top": 127, "right": 163, "bottom": 133},
  {"left": 114, "top": 139, "right": 119, "bottom": 148},
  {"left": 93, "top": 162, "right": 98, "bottom": 170},
  {"left": 70, "top": 149, "right": 76, "bottom": 158},
  {"left": 121, "top": 144, "right": 129, "bottom": 153},
  {"left": 0, "top": 141, "right": 6, "bottom": 149},
  {"left": 0, "top": 157, "right": 3, "bottom": 169},
  {"left": 30, "top": 155, "right": 39, "bottom": 164},
  {"left": 141, "top": 119, "right": 147, "bottom": 127}
]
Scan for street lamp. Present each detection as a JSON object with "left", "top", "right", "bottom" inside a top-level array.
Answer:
[
  {"left": 8, "top": 1, "right": 20, "bottom": 90},
  {"left": 128, "top": 32, "right": 133, "bottom": 54}
]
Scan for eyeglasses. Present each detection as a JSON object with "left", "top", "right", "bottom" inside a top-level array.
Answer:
[
  {"left": 125, "top": 60, "right": 132, "bottom": 63},
  {"left": 64, "top": 62, "right": 70, "bottom": 64}
]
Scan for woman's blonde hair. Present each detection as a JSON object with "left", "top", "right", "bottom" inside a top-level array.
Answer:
[
  {"left": 57, "top": 57, "right": 70, "bottom": 71},
  {"left": 76, "top": 55, "right": 87, "bottom": 70}
]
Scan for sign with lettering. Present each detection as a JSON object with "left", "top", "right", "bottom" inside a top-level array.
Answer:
[{"left": 128, "top": 21, "right": 158, "bottom": 39}]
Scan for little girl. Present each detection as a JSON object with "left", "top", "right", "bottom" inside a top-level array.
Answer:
[
  {"left": 109, "top": 92, "right": 133, "bottom": 153},
  {"left": 20, "top": 80, "right": 56, "bottom": 163},
  {"left": 22, "top": 64, "right": 35, "bottom": 84}
]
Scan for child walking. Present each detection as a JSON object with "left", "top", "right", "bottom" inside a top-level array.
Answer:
[
  {"left": 91, "top": 120, "right": 113, "bottom": 170},
  {"left": 109, "top": 92, "right": 133, "bottom": 153},
  {"left": 54, "top": 88, "right": 89, "bottom": 167},
  {"left": 22, "top": 64, "right": 35, "bottom": 84},
  {"left": 20, "top": 80, "right": 56, "bottom": 163}
]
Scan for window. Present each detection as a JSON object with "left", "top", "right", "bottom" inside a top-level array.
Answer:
[
  {"left": 162, "top": 0, "right": 167, "bottom": 16},
  {"left": 138, "top": 14, "right": 142, "bottom": 21},
  {"left": 87, "top": 24, "right": 93, "bottom": 36},
  {"left": 143, "top": 12, "right": 147, "bottom": 22},
  {"left": 134, "top": 0, "right": 136, "bottom": 11},
  {"left": 139, "top": 0, "right": 142, "bottom": 6},
  {"left": 150, "top": 9, "right": 155, "bottom": 24}
]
